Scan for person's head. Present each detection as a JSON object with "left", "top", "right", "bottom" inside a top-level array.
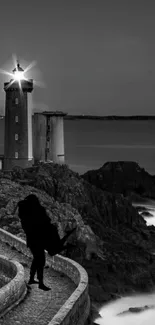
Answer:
[
  {"left": 24, "top": 194, "right": 40, "bottom": 207},
  {"left": 17, "top": 194, "right": 42, "bottom": 221}
]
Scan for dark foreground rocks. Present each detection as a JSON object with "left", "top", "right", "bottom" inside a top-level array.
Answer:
[{"left": 0, "top": 162, "right": 155, "bottom": 317}]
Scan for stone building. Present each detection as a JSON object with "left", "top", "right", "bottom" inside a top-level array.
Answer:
[{"left": 33, "top": 111, "right": 67, "bottom": 165}]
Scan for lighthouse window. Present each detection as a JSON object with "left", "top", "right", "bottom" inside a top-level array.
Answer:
[
  {"left": 15, "top": 134, "right": 18, "bottom": 140},
  {"left": 15, "top": 98, "right": 18, "bottom": 105},
  {"left": 15, "top": 116, "right": 18, "bottom": 122},
  {"left": 15, "top": 152, "right": 18, "bottom": 159}
]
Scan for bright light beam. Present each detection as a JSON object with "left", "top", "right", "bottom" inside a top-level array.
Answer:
[
  {"left": 13, "top": 70, "right": 25, "bottom": 81},
  {"left": 0, "top": 69, "right": 13, "bottom": 78},
  {"left": 0, "top": 55, "right": 45, "bottom": 90},
  {"left": 5, "top": 79, "right": 16, "bottom": 90},
  {"left": 24, "top": 60, "right": 37, "bottom": 74},
  {"left": 0, "top": 67, "right": 26, "bottom": 82}
]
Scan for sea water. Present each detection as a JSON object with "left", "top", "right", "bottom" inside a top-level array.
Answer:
[
  {"left": 64, "top": 119, "right": 155, "bottom": 175},
  {"left": 1, "top": 118, "right": 155, "bottom": 175},
  {"left": 95, "top": 292, "right": 155, "bottom": 325}
]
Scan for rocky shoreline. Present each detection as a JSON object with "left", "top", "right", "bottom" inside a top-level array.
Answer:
[{"left": 0, "top": 161, "right": 155, "bottom": 324}]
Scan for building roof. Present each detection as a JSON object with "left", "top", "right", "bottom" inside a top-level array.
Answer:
[
  {"left": 12, "top": 62, "right": 24, "bottom": 73},
  {"left": 34, "top": 111, "right": 67, "bottom": 117}
]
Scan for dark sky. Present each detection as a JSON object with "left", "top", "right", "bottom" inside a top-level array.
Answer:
[{"left": 0, "top": 0, "right": 155, "bottom": 115}]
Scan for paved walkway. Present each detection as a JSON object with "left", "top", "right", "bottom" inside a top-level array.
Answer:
[{"left": 0, "top": 240, "right": 76, "bottom": 325}]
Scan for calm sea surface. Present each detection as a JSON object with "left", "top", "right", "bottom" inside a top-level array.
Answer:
[
  {"left": 1, "top": 119, "right": 155, "bottom": 175},
  {"left": 64, "top": 119, "right": 155, "bottom": 175}
]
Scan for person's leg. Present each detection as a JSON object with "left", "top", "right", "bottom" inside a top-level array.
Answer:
[
  {"left": 28, "top": 257, "right": 38, "bottom": 284},
  {"left": 36, "top": 247, "right": 51, "bottom": 291},
  {"left": 28, "top": 245, "right": 50, "bottom": 290},
  {"left": 28, "top": 245, "right": 39, "bottom": 284}
]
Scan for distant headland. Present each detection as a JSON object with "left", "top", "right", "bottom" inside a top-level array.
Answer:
[
  {"left": 65, "top": 115, "right": 155, "bottom": 120},
  {"left": 1, "top": 114, "right": 155, "bottom": 120}
]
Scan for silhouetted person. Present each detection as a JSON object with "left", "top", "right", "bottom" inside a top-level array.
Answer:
[{"left": 17, "top": 194, "right": 76, "bottom": 291}]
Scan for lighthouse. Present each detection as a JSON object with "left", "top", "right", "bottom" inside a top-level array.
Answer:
[{"left": 3, "top": 62, "right": 33, "bottom": 170}]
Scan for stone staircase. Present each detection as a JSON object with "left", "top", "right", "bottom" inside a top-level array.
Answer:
[
  {"left": 0, "top": 240, "right": 75, "bottom": 325},
  {"left": 0, "top": 229, "right": 90, "bottom": 325}
]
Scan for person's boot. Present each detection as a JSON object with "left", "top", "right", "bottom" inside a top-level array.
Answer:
[
  {"left": 37, "top": 268, "right": 51, "bottom": 291},
  {"left": 38, "top": 282, "right": 51, "bottom": 291}
]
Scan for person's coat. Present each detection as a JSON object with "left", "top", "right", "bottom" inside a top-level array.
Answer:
[{"left": 18, "top": 196, "right": 61, "bottom": 253}]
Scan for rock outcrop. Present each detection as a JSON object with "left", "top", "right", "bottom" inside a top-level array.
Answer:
[
  {"left": 82, "top": 161, "right": 155, "bottom": 200},
  {"left": 117, "top": 304, "right": 155, "bottom": 316},
  {"left": 141, "top": 211, "right": 153, "bottom": 217},
  {"left": 0, "top": 162, "right": 155, "bottom": 310}
]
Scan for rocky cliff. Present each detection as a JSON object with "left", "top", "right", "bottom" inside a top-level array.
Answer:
[
  {"left": 82, "top": 161, "right": 155, "bottom": 200},
  {"left": 0, "top": 162, "right": 155, "bottom": 320}
]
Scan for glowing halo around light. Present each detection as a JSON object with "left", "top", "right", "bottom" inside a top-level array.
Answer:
[
  {"left": 13, "top": 70, "right": 25, "bottom": 81},
  {"left": 0, "top": 54, "right": 45, "bottom": 90}
]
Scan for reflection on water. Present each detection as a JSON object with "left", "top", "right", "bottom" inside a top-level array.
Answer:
[{"left": 95, "top": 293, "right": 155, "bottom": 325}]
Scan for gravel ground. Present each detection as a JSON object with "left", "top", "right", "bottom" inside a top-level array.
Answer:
[{"left": 0, "top": 241, "right": 76, "bottom": 325}]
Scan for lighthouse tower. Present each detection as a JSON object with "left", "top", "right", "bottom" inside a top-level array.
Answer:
[{"left": 3, "top": 62, "right": 33, "bottom": 170}]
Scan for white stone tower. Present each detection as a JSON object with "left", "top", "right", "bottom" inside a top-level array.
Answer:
[{"left": 33, "top": 111, "right": 67, "bottom": 164}]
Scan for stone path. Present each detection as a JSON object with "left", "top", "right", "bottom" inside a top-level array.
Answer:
[{"left": 0, "top": 241, "right": 76, "bottom": 325}]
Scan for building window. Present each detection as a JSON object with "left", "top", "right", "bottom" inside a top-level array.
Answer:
[
  {"left": 15, "top": 152, "right": 18, "bottom": 159},
  {"left": 15, "top": 134, "right": 18, "bottom": 141},
  {"left": 15, "top": 98, "right": 18, "bottom": 105},
  {"left": 15, "top": 116, "right": 18, "bottom": 122}
]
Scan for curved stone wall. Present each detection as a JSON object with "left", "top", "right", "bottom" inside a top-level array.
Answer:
[
  {"left": 47, "top": 254, "right": 90, "bottom": 325},
  {"left": 0, "top": 254, "right": 27, "bottom": 317},
  {"left": 0, "top": 228, "right": 90, "bottom": 324}
]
